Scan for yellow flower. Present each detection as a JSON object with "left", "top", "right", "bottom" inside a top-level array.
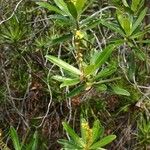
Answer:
[
  {"left": 81, "top": 122, "right": 89, "bottom": 130},
  {"left": 75, "top": 30, "right": 84, "bottom": 39},
  {"left": 81, "top": 122, "right": 93, "bottom": 149}
]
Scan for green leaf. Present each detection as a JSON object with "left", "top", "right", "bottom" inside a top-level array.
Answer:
[
  {"left": 46, "top": 55, "right": 82, "bottom": 76},
  {"left": 93, "top": 45, "right": 116, "bottom": 71},
  {"left": 83, "top": 17, "right": 125, "bottom": 32},
  {"left": 75, "top": 0, "right": 87, "bottom": 14},
  {"left": 52, "top": 75, "right": 73, "bottom": 82},
  {"left": 83, "top": 19, "right": 102, "bottom": 30},
  {"left": 36, "top": 2, "right": 64, "bottom": 15},
  {"left": 84, "top": 64, "right": 95, "bottom": 76},
  {"left": 26, "top": 131, "right": 38, "bottom": 150},
  {"left": 122, "top": 0, "right": 129, "bottom": 7},
  {"left": 117, "top": 11, "right": 132, "bottom": 36},
  {"left": 133, "top": 47, "right": 146, "bottom": 61},
  {"left": 92, "top": 120, "right": 104, "bottom": 144},
  {"left": 58, "top": 139, "right": 82, "bottom": 149},
  {"left": 98, "top": 19, "right": 125, "bottom": 37},
  {"left": 60, "top": 78, "right": 80, "bottom": 88},
  {"left": 111, "top": 86, "right": 130, "bottom": 96},
  {"left": 67, "top": 84, "right": 85, "bottom": 97},
  {"left": 90, "top": 50, "right": 99, "bottom": 65},
  {"left": 122, "top": 18, "right": 132, "bottom": 36},
  {"left": 95, "top": 65, "right": 117, "bottom": 80},
  {"left": 136, "top": 40, "right": 150, "bottom": 44},
  {"left": 10, "top": 127, "right": 21, "bottom": 150},
  {"left": 66, "top": 2, "right": 78, "bottom": 19},
  {"left": 50, "top": 34, "right": 72, "bottom": 46},
  {"left": 90, "top": 135, "right": 116, "bottom": 149},
  {"left": 130, "top": 28, "right": 150, "bottom": 39},
  {"left": 54, "top": 0, "right": 71, "bottom": 16},
  {"left": 108, "top": 39, "right": 125, "bottom": 45},
  {"left": 131, "top": 7, "right": 147, "bottom": 34},
  {"left": 31, "top": 131, "right": 38, "bottom": 150},
  {"left": 95, "top": 84, "right": 107, "bottom": 92},
  {"left": 62, "top": 122, "right": 84, "bottom": 146},
  {"left": 95, "top": 77, "right": 121, "bottom": 85},
  {"left": 131, "top": 0, "right": 141, "bottom": 12},
  {"left": 127, "top": 52, "right": 136, "bottom": 81},
  {"left": 46, "top": 14, "right": 72, "bottom": 25},
  {"left": 52, "top": 75, "right": 80, "bottom": 87}
]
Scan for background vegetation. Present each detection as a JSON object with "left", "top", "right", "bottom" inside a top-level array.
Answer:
[{"left": 0, "top": 0, "right": 150, "bottom": 149}]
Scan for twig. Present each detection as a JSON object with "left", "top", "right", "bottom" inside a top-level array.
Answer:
[{"left": 0, "top": 0, "right": 23, "bottom": 25}]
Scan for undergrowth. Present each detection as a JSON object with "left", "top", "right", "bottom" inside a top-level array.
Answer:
[{"left": 0, "top": 0, "right": 150, "bottom": 149}]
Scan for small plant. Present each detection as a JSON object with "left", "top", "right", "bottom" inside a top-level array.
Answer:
[
  {"left": 137, "top": 115, "right": 150, "bottom": 149},
  {"left": 9, "top": 127, "right": 46, "bottom": 150},
  {"left": 106, "top": 0, "right": 148, "bottom": 41},
  {"left": 58, "top": 118, "right": 116, "bottom": 150},
  {"left": 0, "top": 16, "right": 27, "bottom": 44},
  {"left": 99, "top": 0, "right": 149, "bottom": 62},
  {"left": 37, "top": 0, "right": 130, "bottom": 98}
]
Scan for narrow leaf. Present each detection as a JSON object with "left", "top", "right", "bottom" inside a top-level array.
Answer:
[
  {"left": 111, "top": 86, "right": 130, "bottom": 96},
  {"left": 95, "top": 84, "right": 107, "bottom": 92},
  {"left": 60, "top": 78, "right": 80, "bottom": 88},
  {"left": 130, "top": 29, "right": 150, "bottom": 39},
  {"left": 66, "top": 2, "right": 78, "bottom": 19},
  {"left": 10, "top": 127, "right": 21, "bottom": 150},
  {"left": 36, "top": 2, "right": 64, "bottom": 15},
  {"left": 131, "top": 0, "right": 141, "bottom": 12},
  {"left": 83, "top": 19, "right": 103, "bottom": 30},
  {"left": 136, "top": 40, "right": 150, "bottom": 44},
  {"left": 134, "top": 47, "right": 146, "bottom": 61},
  {"left": 93, "top": 45, "right": 116, "bottom": 71},
  {"left": 84, "top": 64, "right": 95, "bottom": 76},
  {"left": 62, "top": 122, "right": 84, "bottom": 146},
  {"left": 75, "top": 0, "right": 87, "bottom": 14},
  {"left": 58, "top": 139, "right": 82, "bottom": 149},
  {"left": 128, "top": 51, "right": 136, "bottom": 81},
  {"left": 26, "top": 131, "right": 38, "bottom": 150},
  {"left": 67, "top": 84, "right": 85, "bottom": 97},
  {"left": 117, "top": 11, "right": 132, "bottom": 36},
  {"left": 98, "top": 19, "right": 125, "bottom": 37},
  {"left": 122, "top": 0, "right": 129, "bottom": 7},
  {"left": 46, "top": 55, "right": 82, "bottom": 75},
  {"left": 50, "top": 34, "right": 72, "bottom": 46},
  {"left": 131, "top": 7, "right": 147, "bottom": 34},
  {"left": 90, "top": 135, "right": 116, "bottom": 149},
  {"left": 54, "top": 0, "right": 71, "bottom": 16},
  {"left": 95, "top": 65, "right": 117, "bottom": 80},
  {"left": 92, "top": 120, "right": 104, "bottom": 144},
  {"left": 52, "top": 75, "right": 78, "bottom": 82}
]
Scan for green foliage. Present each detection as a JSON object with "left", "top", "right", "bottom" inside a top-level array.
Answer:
[
  {"left": 46, "top": 43, "right": 125, "bottom": 97},
  {"left": 9, "top": 127, "right": 46, "bottom": 150},
  {"left": 37, "top": 0, "right": 87, "bottom": 20},
  {"left": 46, "top": 55, "right": 82, "bottom": 76},
  {"left": 110, "top": 86, "right": 130, "bottom": 96},
  {"left": 1, "top": 0, "right": 150, "bottom": 149},
  {"left": 137, "top": 115, "right": 150, "bottom": 148},
  {"left": 0, "top": 16, "right": 27, "bottom": 44},
  {"left": 101, "top": 0, "right": 149, "bottom": 53},
  {"left": 10, "top": 127, "right": 22, "bottom": 150},
  {"left": 38, "top": 0, "right": 128, "bottom": 98},
  {"left": 58, "top": 118, "right": 116, "bottom": 150}
]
